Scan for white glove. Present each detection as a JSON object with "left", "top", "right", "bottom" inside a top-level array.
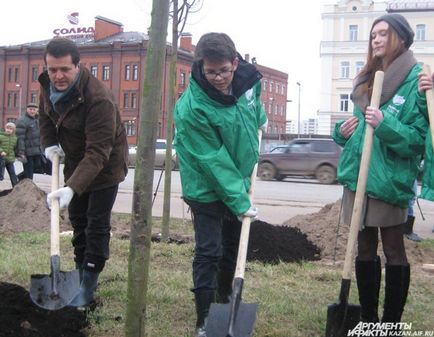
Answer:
[
  {"left": 44, "top": 145, "right": 65, "bottom": 163},
  {"left": 47, "top": 186, "right": 74, "bottom": 210},
  {"left": 238, "top": 206, "right": 258, "bottom": 222},
  {"left": 260, "top": 120, "right": 268, "bottom": 132}
]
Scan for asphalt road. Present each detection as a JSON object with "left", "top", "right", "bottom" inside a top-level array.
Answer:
[{"left": 1, "top": 164, "right": 433, "bottom": 239}]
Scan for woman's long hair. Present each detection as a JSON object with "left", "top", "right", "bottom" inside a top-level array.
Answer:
[{"left": 356, "top": 22, "right": 407, "bottom": 98}]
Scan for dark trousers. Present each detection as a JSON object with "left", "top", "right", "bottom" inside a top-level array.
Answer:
[
  {"left": 68, "top": 184, "right": 118, "bottom": 273},
  {"left": 0, "top": 158, "right": 18, "bottom": 186},
  {"left": 23, "top": 155, "right": 41, "bottom": 180},
  {"left": 186, "top": 199, "right": 242, "bottom": 293}
]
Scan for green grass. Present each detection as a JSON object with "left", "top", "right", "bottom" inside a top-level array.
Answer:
[{"left": 1, "top": 218, "right": 433, "bottom": 337}]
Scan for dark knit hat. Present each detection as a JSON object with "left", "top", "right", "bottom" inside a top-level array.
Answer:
[
  {"left": 27, "top": 102, "right": 38, "bottom": 108},
  {"left": 372, "top": 13, "right": 414, "bottom": 49}
]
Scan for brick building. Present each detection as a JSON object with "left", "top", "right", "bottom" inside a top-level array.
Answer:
[{"left": 0, "top": 16, "right": 288, "bottom": 145}]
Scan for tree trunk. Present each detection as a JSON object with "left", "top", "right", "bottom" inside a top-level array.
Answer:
[
  {"left": 161, "top": 0, "right": 179, "bottom": 242},
  {"left": 124, "top": 0, "right": 170, "bottom": 336}
]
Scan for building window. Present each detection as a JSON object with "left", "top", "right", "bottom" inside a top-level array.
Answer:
[
  {"left": 179, "top": 72, "right": 186, "bottom": 87},
  {"left": 281, "top": 85, "right": 286, "bottom": 95},
  {"left": 123, "top": 92, "right": 129, "bottom": 108},
  {"left": 349, "top": 25, "right": 358, "bottom": 41},
  {"left": 7, "top": 118, "right": 17, "bottom": 124},
  {"left": 31, "top": 66, "right": 39, "bottom": 82},
  {"left": 340, "top": 94, "right": 349, "bottom": 112},
  {"left": 124, "top": 64, "right": 131, "bottom": 80},
  {"left": 131, "top": 93, "right": 137, "bottom": 109},
  {"left": 356, "top": 61, "right": 364, "bottom": 75},
  {"left": 7, "top": 66, "right": 20, "bottom": 82},
  {"left": 14, "top": 67, "right": 20, "bottom": 82},
  {"left": 263, "top": 80, "right": 268, "bottom": 91},
  {"left": 416, "top": 24, "right": 426, "bottom": 41},
  {"left": 268, "top": 102, "right": 272, "bottom": 114},
  {"left": 124, "top": 120, "right": 136, "bottom": 136},
  {"left": 13, "top": 92, "right": 19, "bottom": 108},
  {"left": 269, "top": 82, "right": 274, "bottom": 93},
  {"left": 133, "top": 64, "right": 138, "bottom": 81},
  {"left": 7, "top": 92, "right": 13, "bottom": 108},
  {"left": 274, "top": 104, "right": 278, "bottom": 115},
  {"left": 90, "top": 65, "right": 98, "bottom": 77},
  {"left": 102, "top": 65, "right": 110, "bottom": 81},
  {"left": 276, "top": 84, "right": 280, "bottom": 94},
  {"left": 341, "top": 61, "right": 350, "bottom": 78},
  {"left": 30, "top": 92, "right": 38, "bottom": 103}
]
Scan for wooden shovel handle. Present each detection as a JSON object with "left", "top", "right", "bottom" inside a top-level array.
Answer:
[
  {"left": 422, "top": 64, "right": 434, "bottom": 152},
  {"left": 51, "top": 153, "right": 60, "bottom": 257},
  {"left": 342, "top": 71, "right": 384, "bottom": 280},
  {"left": 235, "top": 129, "right": 263, "bottom": 279}
]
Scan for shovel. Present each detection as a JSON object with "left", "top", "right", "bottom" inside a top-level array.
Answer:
[
  {"left": 206, "top": 129, "right": 263, "bottom": 337},
  {"left": 30, "top": 153, "right": 80, "bottom": 310},
  {"left": 325, "top": 70, "right": 384, "bottom": 337}
]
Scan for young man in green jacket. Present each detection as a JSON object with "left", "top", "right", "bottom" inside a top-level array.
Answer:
[{"left": 174, "top": 32, "right": 266, "bottom": 337}]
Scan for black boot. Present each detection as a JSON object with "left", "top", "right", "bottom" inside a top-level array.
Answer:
[
  {"left": 382, "top": 264, "right": 410, "bottom": 323},
  {"left": 403, "top": 216, "right": 423, "bottom": 242},
  {"left": 216, "top": 269, "right": 234, "bottom": 304},
  {"left": 194, "top": 289, "right": 215, "bottom": 337},
  {"left": 355, "top": 256, "right": 381, "bottom": 322},
  {"left": 69, "top": 270, "right": 100, "bottom": 307}
]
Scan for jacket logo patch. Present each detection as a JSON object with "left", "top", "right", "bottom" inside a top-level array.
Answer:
[
  {"left": 392, "top": 95, "right": 405, "bottom": 105},
  {"left": 245, "top": 88, "right": 255, "bottom": 106}
]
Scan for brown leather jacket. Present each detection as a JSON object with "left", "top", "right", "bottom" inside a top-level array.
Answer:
[{"left": 38, "top": 67, "right": 128, "bottom": 195}]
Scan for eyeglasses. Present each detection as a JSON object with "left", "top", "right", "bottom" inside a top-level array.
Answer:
[{"left": 203, "top": 68, "right": 234, "bottom": 80}]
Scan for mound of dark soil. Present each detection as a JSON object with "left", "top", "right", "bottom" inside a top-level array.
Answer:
[
  {"left": 0, "top": 282, "right": 88, "bottom": 337},
  {"left": 248, "top": 220, "right": 321, "bottom": 264}
]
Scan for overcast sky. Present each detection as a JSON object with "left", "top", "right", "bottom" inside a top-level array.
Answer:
[{"left": 1, "top": 0, "right": 336, "bottom": 121}]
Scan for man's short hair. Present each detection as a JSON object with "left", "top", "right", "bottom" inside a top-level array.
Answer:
[
  {"left": 44, "top": 38, "right": 81, "bottom": 66},
  {"left": 194, "top": 32, "right": 237, "bottom": 63}
]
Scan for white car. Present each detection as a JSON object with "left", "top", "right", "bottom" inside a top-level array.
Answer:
[{"left": 128, "top": 139, "right": 178, "bottom": 169}]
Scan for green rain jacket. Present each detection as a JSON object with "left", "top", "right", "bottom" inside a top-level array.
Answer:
[
  {"left": 174, "top": 58, "right": 266, "bottom": 216},
  {"left": 0, "top": 131, "right": 17, "bottom": 163},
  {"left": 333, "top": 64, "right": 428, "bottom": 208}
]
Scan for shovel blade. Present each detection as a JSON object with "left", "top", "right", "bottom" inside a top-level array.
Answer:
[
  {"left": 325, "top": 301, "right": 361, "bottom": 337},
  {"left": 206, "top": 301, "right": 258, "bottom": 337},
  {"left": 30, "top": 269, "right": 80, "bottom": 310}
]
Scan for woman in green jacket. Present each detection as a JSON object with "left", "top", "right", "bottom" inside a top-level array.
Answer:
[
  {"left": 333, "top": 14, "right": 432, "bottom": 326},
  {"left": 174, "top": 32, "right": 266, "bottom": 337}
]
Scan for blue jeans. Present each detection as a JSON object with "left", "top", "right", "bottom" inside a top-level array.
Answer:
[
  {"left": 185, "top": 199, "right": 241, "bottom": 293},
  {"left": 0, "top": 157, "right": 18, "bottom": 186},
  {"left": 68, "top": 184, "right": 119, "bottom": 273}
]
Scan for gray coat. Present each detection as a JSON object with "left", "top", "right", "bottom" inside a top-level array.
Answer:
[{"left": 16, "top": 114, "right": 42, "bottom": 157}]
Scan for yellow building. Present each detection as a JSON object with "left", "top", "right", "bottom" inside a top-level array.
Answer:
[{"left": 318, "top": 0, "right": 434, "bottom": 135}]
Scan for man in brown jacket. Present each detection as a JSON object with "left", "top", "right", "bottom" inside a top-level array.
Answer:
[{"left": 39, "top": 38, "right": 128, "bottom": 307}]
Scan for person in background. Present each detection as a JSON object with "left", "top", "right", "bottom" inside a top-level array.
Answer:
[
  {"left": 0, "top": 122, "right": 18, "bottom": 187},
  {"left": 174, "top": 32, "right": 266, "bottom": 337},
  {"left": 16, "top": 102, "right": 42, "bottom": 180},
  {"left": 403, "top": 180, "right": 423, "bottom": 242},
  {"left": 333, "top": 13, "right": 432, "bottom": 328},
  {"left": 38, "top": 38, "right": 128, "bottom": 308}
]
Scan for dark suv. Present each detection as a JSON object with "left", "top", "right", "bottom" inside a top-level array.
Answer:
[{"left": 258, "top": 138, "right": 342, "bottom": 184}]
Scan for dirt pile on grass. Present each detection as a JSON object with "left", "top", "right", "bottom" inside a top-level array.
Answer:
[
  {"left": 0, "top": 282, "right": 88, "bottom": 337},
  {"left": 284, "top": 199, "right": 434, "bottom": 266}
]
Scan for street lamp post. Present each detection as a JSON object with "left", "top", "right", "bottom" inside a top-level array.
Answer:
[
  {"left": 296, "top": 82, "right": 301, "bottom": 138},
  {"left": 15, "top": 84, "right": 22, "bottom": 116}
]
